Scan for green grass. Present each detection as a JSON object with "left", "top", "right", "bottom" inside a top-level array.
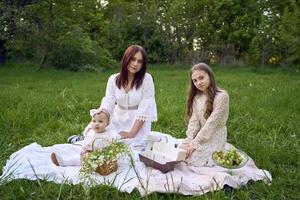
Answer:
[{"left": 0, "top": 63, "right": 299, "bottom": 199}]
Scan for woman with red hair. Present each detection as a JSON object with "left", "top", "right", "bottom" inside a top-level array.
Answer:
[{"left": 98, "top": 45, "right": 157, "bottom": 142}]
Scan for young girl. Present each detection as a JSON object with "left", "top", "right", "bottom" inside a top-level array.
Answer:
[
  {"left": 180, "top": 63, "right": 229, "bottom": 167},
  {"left": 51, "top": 109, "right": 120, "bottom": 166},
  {"left": 96, "top": 45, "right": 157, "bottom": 143}
]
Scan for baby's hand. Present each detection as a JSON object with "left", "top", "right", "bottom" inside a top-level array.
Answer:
[{"left": 80, "top": 144, "right": 92, "bottom": 160}]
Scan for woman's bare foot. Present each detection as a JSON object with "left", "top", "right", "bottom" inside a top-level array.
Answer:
[{"left": 51, "top": 153, "right": 60, "bottom": 166}]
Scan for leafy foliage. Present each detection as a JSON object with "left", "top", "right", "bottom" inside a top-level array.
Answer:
[
  {"left": 280, "top": 0, "right": 300, "bottom": 65},
  {"left": 1, "top": 0, "right": 299, "bottom": 68}
]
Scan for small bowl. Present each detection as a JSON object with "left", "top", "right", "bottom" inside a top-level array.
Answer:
[{"left": 212, "top": 149, "right": 249, "bottom": 169}]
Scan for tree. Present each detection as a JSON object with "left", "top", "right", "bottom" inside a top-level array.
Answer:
[
  {"left": 280, "top": 0, "right": 300, "bottom": 65},
  {"left": 1, "top": 0, "right": 298, "bottom": 68}
]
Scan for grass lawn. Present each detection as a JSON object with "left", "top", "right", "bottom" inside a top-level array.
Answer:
[{"left": 0, "top": 63, "right": 299, "bottom": 199}]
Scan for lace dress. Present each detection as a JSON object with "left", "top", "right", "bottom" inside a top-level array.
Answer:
[
  {"left": 99, "top": 73, "right": 157, "bottom": 142},
  {"left": 182, "top": 90, "right": 229, "bottom": 166}
]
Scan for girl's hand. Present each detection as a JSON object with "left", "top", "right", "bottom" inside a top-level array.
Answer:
[
  {"left": 179, "top": 144, "right": 195, "bottom": 159},
  {"left": 119, "top": 131, "right": 134, "bottom": 139}
]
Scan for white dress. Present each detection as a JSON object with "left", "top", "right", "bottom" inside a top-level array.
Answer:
[{"left": 98, "top": 73, "right": 157, "bottom": 142}]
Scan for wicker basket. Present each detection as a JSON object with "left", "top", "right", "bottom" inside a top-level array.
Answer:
[
  {"left": 91, "top": 138, "right": 118, "bottom": 176},
  {"left": 95, "top": 160, "right": 118, "bottom": 176}
]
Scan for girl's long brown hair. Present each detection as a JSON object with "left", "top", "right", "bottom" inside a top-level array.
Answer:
[
  {"left": 116, "top": 45, "right": 147, "bottom": 89},
  {"left": 185, "top": 63, "right": 219, "bottom": 122}
]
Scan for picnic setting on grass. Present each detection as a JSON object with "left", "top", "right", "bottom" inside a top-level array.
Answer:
[{"left": 0, "top": 45, "right": 272, "bottom": 196}]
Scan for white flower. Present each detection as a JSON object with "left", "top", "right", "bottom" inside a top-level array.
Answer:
[
  {"left": 91, "top": 155, "right": 97, "bottom": 160},
  {"left": 91, "top": 163, "right": 98, "bottom": 169}
]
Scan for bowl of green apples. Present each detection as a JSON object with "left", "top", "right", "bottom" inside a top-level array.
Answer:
[{"left": 212, "top": 148, "right": 248, "bottom": 169}]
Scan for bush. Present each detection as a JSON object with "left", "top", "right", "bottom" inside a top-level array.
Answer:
[{"left": 47, "top": 25, "right": 116, "bottom": 70}]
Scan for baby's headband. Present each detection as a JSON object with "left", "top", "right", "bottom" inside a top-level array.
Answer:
[{"left": 90, "top": 108, "right": 110, "bottom": 120}]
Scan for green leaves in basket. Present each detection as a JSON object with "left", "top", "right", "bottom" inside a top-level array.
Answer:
[{"left": 81, "top": 140, "right": 130, "bottom": 173}]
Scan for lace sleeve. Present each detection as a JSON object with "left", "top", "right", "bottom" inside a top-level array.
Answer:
[
  {"left": 190, "top": 91, "right": 229, "bottom": 149},
  {"left": 136, "top": 74, "right": 157, "bottom": 122},
  {"left": 99, "top": 75, "right": 116, "bottom": 116},
  {"left": 183, "top": 100, "right": 201, "bottom": 144}
]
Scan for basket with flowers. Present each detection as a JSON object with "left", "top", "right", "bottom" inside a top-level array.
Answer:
[{"left": 81, "top": 137, "right": 130, "bottom": 176}]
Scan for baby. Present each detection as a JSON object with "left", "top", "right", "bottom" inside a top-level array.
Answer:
[{"left": 51, "top": 109, "right": 120, "bottom": 166}]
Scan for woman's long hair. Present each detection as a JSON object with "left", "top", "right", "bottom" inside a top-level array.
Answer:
[
  {"left": 116, "top": 45, "right": 147, "bottom": 89},
  {"left": 185, "top": 63, "right": 219, "bottom": 122}
]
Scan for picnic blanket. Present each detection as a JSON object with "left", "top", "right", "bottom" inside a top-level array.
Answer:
[{"left": 0, "top": 131, "right": 271, "bottom": 196}]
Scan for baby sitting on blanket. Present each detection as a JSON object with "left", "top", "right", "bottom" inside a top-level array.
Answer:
[{"left": 51, "top": 109, "right": 121, "bottom": 166}]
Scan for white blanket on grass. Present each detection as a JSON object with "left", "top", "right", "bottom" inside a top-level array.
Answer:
[{"left": 0, "top": 131, "right": 272, "bottom": 196}]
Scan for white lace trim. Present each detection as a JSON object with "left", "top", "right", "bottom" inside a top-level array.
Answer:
[{"left": 136, "top": 115, "right": 157, "bottom": 122}]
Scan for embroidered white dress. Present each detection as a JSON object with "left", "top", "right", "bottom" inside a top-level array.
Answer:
[
  {"left": 182, "top": 90, "right": 229, "bottom": 166},
  {"left": 99, "top": 73, "right": 157, "bottom": 142}
]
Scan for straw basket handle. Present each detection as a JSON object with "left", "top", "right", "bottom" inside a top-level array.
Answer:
[
  {"left": 91, "top": 136, "right": 111, "bottom": 151},
  {"left": 90, "top": 136, "right": 118, "bottom": 176}
]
